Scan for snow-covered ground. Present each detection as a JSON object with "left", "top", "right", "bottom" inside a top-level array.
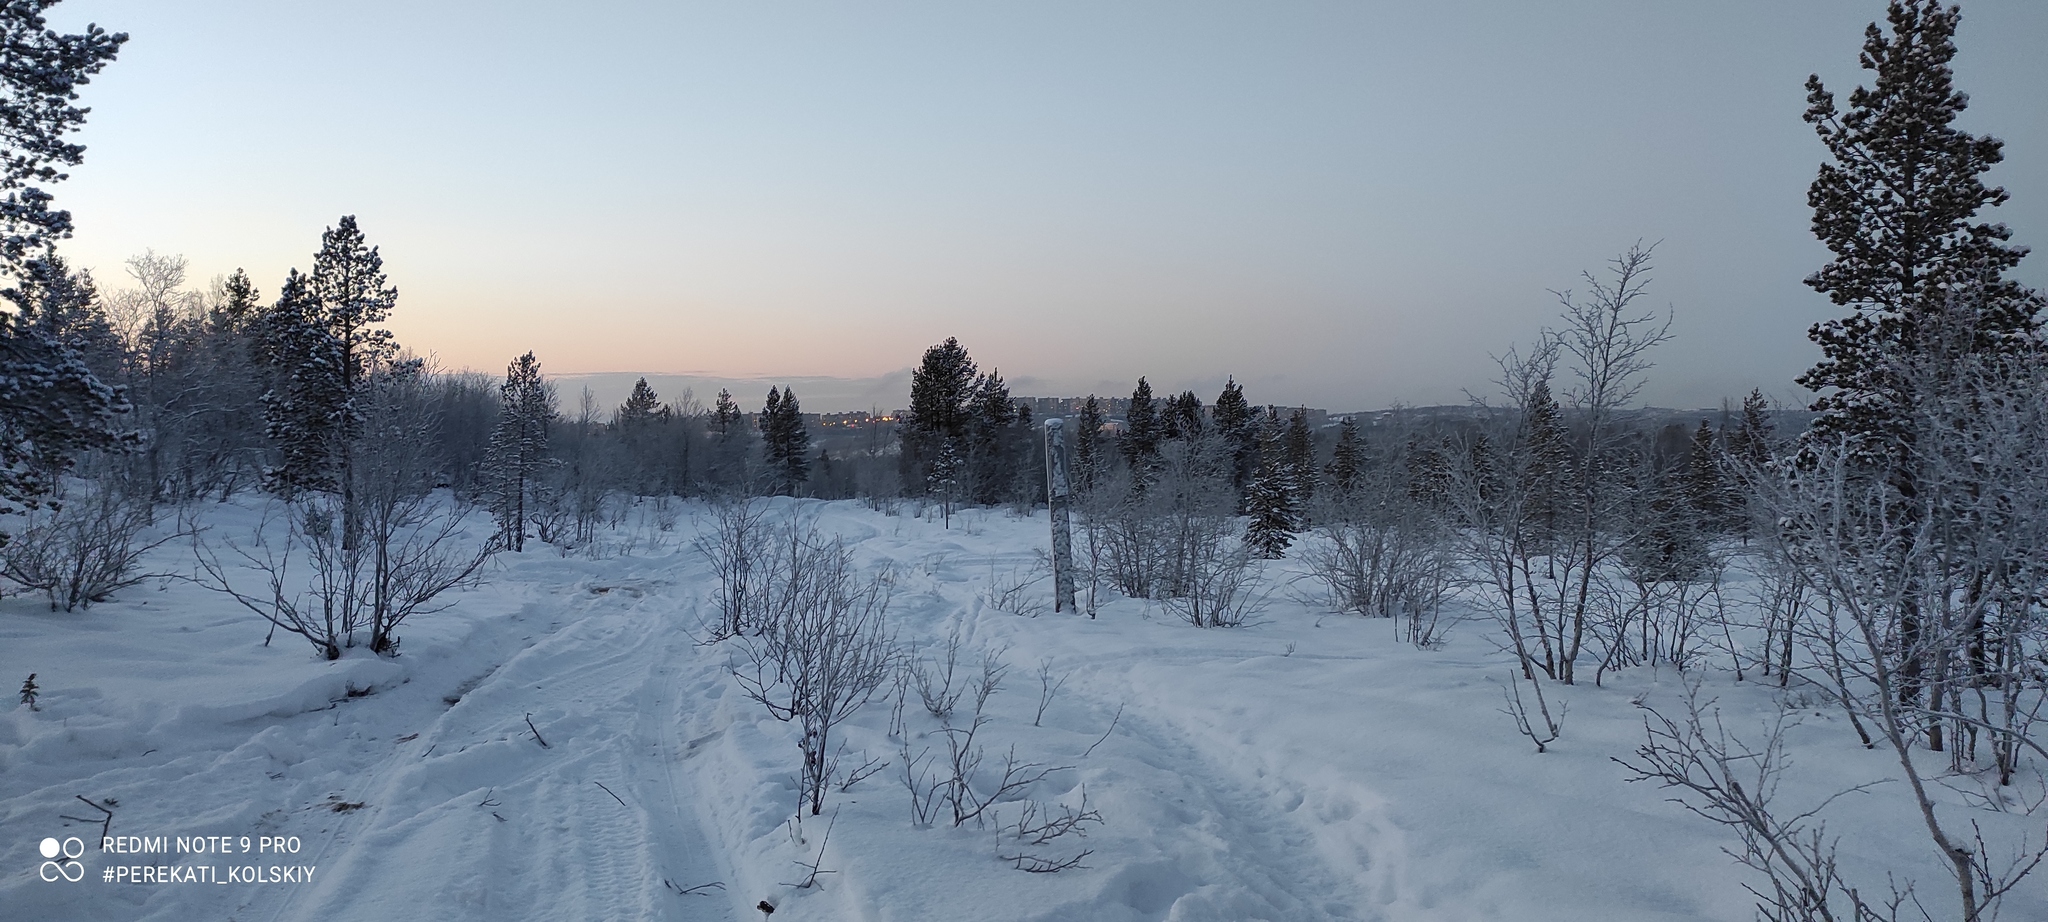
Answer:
[{"left": 3, "top": 498, "right": 2043, "bottom": 921}]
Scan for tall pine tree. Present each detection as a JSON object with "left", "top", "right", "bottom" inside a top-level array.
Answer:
[
  {"left": 901, "top": 337, "right": 978, "bottom": 499},
  {"left": 1800, "top": 0, "right": 2042, "bottom": 463},
  {"left": 761, "top": 386, "right": 811, "bottom": 496},
  {"left": 1074, "top": 395, "right": 1106, "bottom": 494},
  {"left": 1120, "top": 377, "right": 1161, "bottom": 474},
  {"left": 1243, "top": 409, "right": 1296, "bottom": 559},
  {"left": 484, "top": 351, "right": 554, "bottom": 551}
]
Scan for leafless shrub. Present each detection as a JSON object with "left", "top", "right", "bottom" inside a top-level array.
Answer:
[
  {"left": 1034, "top": 658, "right": 1070, "bottom": 727},
  {"left": 2, "top": 482, "right": 179, "bottom": 611},
  {"left": 981, "top": 555, "right": 1050, "bottom": 616},
  {"left": 1498, "top": 669, "right": 1566, "bottom": 754},
  {"left": 729, "top": 530, "right": 897, "bottom": 816},
  {"left": 1614, "top": 684, "right": 1892, "bottom": 922},
  {"left": 693, "top": 494, "right": 770, "bottom": 639},
  {"left": 994, "top": 786, "right": 1103, "bottom": 873}
]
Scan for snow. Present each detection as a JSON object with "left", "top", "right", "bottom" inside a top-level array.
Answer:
[{"left": 3, "top": 497, "right": 2043, "bottom": 921}]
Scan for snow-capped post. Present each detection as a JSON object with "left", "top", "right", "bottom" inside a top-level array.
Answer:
[{"left": 1044, "top": 418, "right": 1078, "bottom": 613}]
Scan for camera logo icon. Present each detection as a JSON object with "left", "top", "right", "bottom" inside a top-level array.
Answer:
[{"left": 39, "top": 836, "right": 85, "bottom": 882}]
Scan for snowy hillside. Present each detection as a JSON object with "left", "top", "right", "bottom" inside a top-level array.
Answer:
[{"left": 3, "top": 497, "right": 2044, "bottom": 921}]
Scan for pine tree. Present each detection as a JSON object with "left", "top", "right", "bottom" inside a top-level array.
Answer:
[
  {"left": 484, "top": 352, "right": 554, "bottom": 551},
  {"left": 709, "top": 387, "right": 752, "bottom": 492},
  {"left": 901, "top": 337, "right": 978, "bottom": 498},
  {"left": 1724, "top": 389, "right": 1773, "bottom": 471},
  {"left": 965, "top": 370, "right": 1016, "bottom": 505},
  {"left": 1162, "top": 390, "right": 1204, "bottom": 441},
  {"left": 1682, "top": 420, "right": 1724, "bottom": 534},
  {"left": 209, "top": 268, "right": 261, "bottom": 335},
  {"left": 1074, "top": 395, "right": 1105, "bottom": 494},
  {"left": 1283, "top": 407, "right": 1316, "bottom": 518},
  {"left": 1242, "top": 410, "right": 1296, "bottom": 559},
  {"left": 256, "top": 217, "right": 401, "bottom": 499},
  {"left": 616, "top": 377, "right": 663, "bottom": 428},
  {"left": 18, "top": 673, "right": 36, "bottom": 711},
  {"left": 1521, "top": 377, "right": 1570, "bottom": 555},
  {"left": 1799, "top": 2, "right": 2043, "bottom": 725},
  {"left": 0, "top": 5, "right": 127, "bottom": 532},
  {"left": 0, "top": 6, "right": 125, "bottom": 279},
  {"left": 1326, "top": 416, "right": 1364, "bottom": 497},
  {"left": 761, "top": 386, "right": 810, "bottom": 496},
  {"left": 1800, "top": 0, "right": 2043, "bottom": 465},
  {"left": 1212, "top": 377, "right": 1256, "bottom": 506},
  {"left": 1120, "top": 377, "right": 1161, "bottom": 474},
  {"left": 612, "top": 377, "right": 667, "bottom": 494}
]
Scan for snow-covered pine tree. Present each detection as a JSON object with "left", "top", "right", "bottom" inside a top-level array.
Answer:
[
  {"left": 1681, "top": 420, "right": 1724, "bottom": 535},
  {"left": 1520, "top": 377, "right": 1570, "bottom": 557},
  {"left": 254, "top": 270, "right": 339, "bottom": 494},
  {"left": 1724, "top": 389, "right": 1773, "bottom": 472},
  {"left": 0, "top": 5, "right": 125, "bottom": 280},
  {"left": 18, "top": 673, "right": 37, "bottom": 710},
  {"left": 1162, "top": 390, "right": 1204, "bottom": 442},
  {"left": 708, "top": 387, "right": 753, "bottom": 492},
  {"left": 1, "top": 257, "right": 130, "bottom": 521},
  {"left": 965, "top": 369, "right": 1015, "bottom": 505},
  {"left": 1212, "top": 377, "right": 1256, "bottom": 507},
  {"left": 1326, "top": 416, "right": 1363, "bottom": 499},
  {"left": 901, "top": 337, "right": 978, "bottom": 498},
  {"left": 761, "top": 386, "right": 810, "bottom": 496},
  {"left": 1283, "top": 407, "right": 1316, "bottom": 519},
  {"left": 256, "top": 218, "right": 401, "bottom": 500},
  {"left": 0, "top": 7, "right": 129, "bottom": 529},
  {"left": 1243, "top": 410, "right": 1296, "bottom": 559},
  {"left": 1798, "top": 1, "right": 2044, "bottom": 730},
  {"left": 484, "top": 351, "right": 554, "bottom": 550},
  {"left": 1120, "top": 377, "right": 1161, "bottom": 475},
  {"left": 1074, "top": 395, "right": 1105, "bottom": 494},
  {"left": 1801, "top": 0, "right": 2042, "bottom": 464}
]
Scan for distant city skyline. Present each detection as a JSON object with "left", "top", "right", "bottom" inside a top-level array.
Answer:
[{"left": 45, "top": 1, "right": 2048, "bottom": 413}]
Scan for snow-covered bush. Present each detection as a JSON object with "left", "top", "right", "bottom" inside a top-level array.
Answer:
[
  {"left": 729, "top": 519, "right": 898, "bottom": 816},
  {"left": 0, "top": 481, "right": 173, "bottom": 611}
]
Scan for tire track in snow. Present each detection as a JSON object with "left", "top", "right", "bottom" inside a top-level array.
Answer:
[{"left": 257, "top": 576, "right": 731, "bottom": 922}]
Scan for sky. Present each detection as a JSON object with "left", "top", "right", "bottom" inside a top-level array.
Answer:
[{"left": 42, "top": 0, "right": 2048, "bottom": 413}]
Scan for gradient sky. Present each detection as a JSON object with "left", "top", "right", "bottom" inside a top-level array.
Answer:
[{"left": 44, "top": 1, "right": 2048, "bottom": 412}]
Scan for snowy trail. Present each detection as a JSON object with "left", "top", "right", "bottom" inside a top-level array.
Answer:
[
  {"left": 252, "top": 571, "right": 737, "bottom": 922},
  {"left": 11, "top": 499, "right": 2036, "bottom": 921}
]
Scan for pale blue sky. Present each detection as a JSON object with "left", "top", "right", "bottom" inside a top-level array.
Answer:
[{"left": 45, "top": 1, "right": 2048, "bottom": 412}]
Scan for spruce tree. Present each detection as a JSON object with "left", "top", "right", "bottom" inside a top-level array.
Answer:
[
  {"left": 1682, "top": 420, "right": 1724, "bottom": 534},
  {"left": 965, "top": 369, "right": 1016, "bottom": 505},
  {"left": 0, "top": 6, "right": 128, "bottom": 526},
  {"left": 709, "top": 387, "right": 752, "bottom": 492},
  {"left": 1283, "top": 407, "right": 1316, "bottom": 518},
  {"left": 1725, "top": 389, "right": 1773, "bottom": 471},
  {"left": 0, "top": 5, "right": 125, "bottom": 279},
  {"left": 1212, "top": 377, "right": 1256, "bottom": 505},
  {"left": 484, "top": 352, "right": 554, "bottom": 551},
  {"left": 616, "top": 377, "right": 663, "bottom": 428},
  {"left": 1074, "top": 395, "right": 1105, "bottom": 494},
  {"left": 1799, "top": 1, "right": 2042, "bottom": 723},
  {"left": 256, "top": 217, "right": 401, "bottom": 500},
  {"left": 613, "top": 377, "right": 666, "bottom": 494},
  {"left": 1120, "top": 377, "right": 1161, "bottom": 474},
  {"left": 1521, "top": 378, "right": 1570, "bottom": 556},
  {"left": 1242, "top": 410, "right": 1296, "bottom": 559},
  {"left": 761, "top": 386, "right": 810, "bottom": 496},
  {"left": 1800, "top": 0, "right": 2042, "bottom": 464},
  {"left": 1327, "top": 416, "right": 1364, "bottom": 498},
  {"left": 901, "top": 337, "right": 978, "bottom": 497}
]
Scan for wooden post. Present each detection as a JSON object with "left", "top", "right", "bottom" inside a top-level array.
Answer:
[{"left": 1044, "top": 417, "right": 1078, "bottom": 613}]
